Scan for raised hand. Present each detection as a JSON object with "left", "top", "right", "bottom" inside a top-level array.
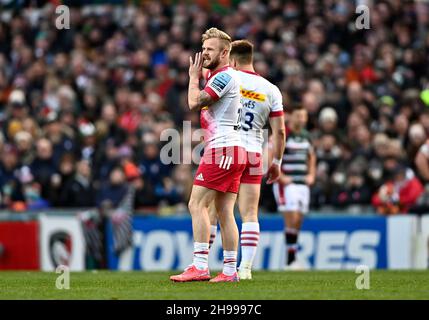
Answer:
[{"left": 189, "top": 52, "right": 203, "bottom": 79}]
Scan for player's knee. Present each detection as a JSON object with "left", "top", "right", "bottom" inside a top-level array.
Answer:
[
  {"left": 188, "top": 198, "right": 198, "bottom": 214},
  {"left": 188, "top": 198, "right": 207, "bottom": 215}
]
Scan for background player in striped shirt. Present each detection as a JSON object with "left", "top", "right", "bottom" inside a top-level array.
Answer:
[
  {"left": 272, "top": 105, "right": 316, "bottom": 270},
  {"left": 170, "top": 28, "right": 246, "bottom": 283},
  {"left": 209, "top": 40, "right": 286, "bottom": 280}
]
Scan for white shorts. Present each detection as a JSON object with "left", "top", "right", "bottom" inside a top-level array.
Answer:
[{"left": 273, "top": 183, "right": 310, "bottom": 214}]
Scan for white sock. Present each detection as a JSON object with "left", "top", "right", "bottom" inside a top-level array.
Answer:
[
  {"left": 193, "top": 242, "right": 209, "bottom": 270},
  {"left": 239, "top": 222, "right": 260, "bottom": 269},
  {"left": 209, "top": 225, "right": 217, "bottom": 249},
  {"left": 223, "top": 250, "right": 237, "bottom": 276}
]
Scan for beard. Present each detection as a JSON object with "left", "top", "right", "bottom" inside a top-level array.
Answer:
[{"left": 203, "top": 55, "right": 221, "bottom": 70}]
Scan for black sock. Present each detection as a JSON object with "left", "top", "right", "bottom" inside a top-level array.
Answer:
[{"left": 285, "top": 230, "right": 298, "bottom": 265}]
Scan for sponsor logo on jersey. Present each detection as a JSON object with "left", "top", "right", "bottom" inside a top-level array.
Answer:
[
  {"left": 240, "top": 87, "right": 266, "bottom": 102},
  {"left": 211, "top": 73, "right": 231, "bottom": 93}
]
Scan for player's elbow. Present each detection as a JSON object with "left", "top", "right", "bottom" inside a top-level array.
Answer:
[{"left": 274, "top": 127, "right": 286, "bottom": 141}]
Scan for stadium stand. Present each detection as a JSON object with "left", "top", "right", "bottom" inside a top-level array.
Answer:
[{"left": 0, "top": 0, "right": 429, "bottom": 216}]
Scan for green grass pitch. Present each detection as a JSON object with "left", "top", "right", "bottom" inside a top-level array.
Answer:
[{"left": 0, "top": 270, "right": 428, "bottom": 300}]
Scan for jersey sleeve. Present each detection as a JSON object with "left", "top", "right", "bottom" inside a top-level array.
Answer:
[
  {"left": 269, "top": 85, "right": 284, "bottom": 117},
  {"left": 204, "top": 71, "right": 234, "bottom": 101}
]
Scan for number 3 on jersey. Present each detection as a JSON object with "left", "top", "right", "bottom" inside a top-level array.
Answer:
[{"left": 242, "top": 111, "right": 254, "bottom": 131}]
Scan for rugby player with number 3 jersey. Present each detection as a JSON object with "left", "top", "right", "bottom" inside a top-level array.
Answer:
[
  {"left": 209, "top": 40, "right": 286, "bottom": 280},
  {"left": 170, "top": 28, "right": 246, "bottom": 283}
]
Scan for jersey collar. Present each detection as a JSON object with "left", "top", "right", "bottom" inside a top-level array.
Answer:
[
  {"left": 206, "top": 65, "right": 230, "bottom": 81},
  {"left": 238, "top": 69, "right": 260, "bottom": 76}
]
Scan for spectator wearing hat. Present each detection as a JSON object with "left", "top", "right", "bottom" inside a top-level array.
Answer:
[
  {"left": 122, "top": 159, "right": 158, "bottom": 210},
  {"left": 78, "top": 121, "right": 98, "bottom": 163},
  {"left": 4, "top": 90, "right": 29, "bottom": 139},
  {"left": 7, "top": 89, "right": 28, "bottom": 120},
  {"left": 318, "top": 107, "right": 338, "bottom": 134},
  {"left": 313, "top": 107, "right": 341, "bottom": 143}
]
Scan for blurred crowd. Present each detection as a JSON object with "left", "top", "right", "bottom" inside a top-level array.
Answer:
[{"left": 1, "top": 0, "right": 429, "bottom": 214}]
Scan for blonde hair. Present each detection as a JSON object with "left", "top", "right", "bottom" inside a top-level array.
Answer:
[{"left": 202, "top": 27, "right": 232, "bottom": 50}]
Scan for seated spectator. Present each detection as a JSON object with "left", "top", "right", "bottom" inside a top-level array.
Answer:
[
  {"left": 78, "top": 121, "right": 98, "bottom": 163},
  {"left": 48, "top": 153, "right": 77, "bottom": 207},
  {"left": 316, "top": 133, "right": 342, "bottom": 174},
  {"left": 96, "top": 166, "right": 129, "bottom": 209},
  {"left": 0, "top": 144, "right": 24, "bottom": 209},
  {"left": 18, "top": 166, "right": 49, "bottom": 210},
  {"left": 122, "top": 155, "right": 159, "bottom": 210},
  {"left": 95, "top": 102, "right": 127, "bottom": 146},
  {"left": 139, "top": 133, "right": 172, "bottom": 187},
  {"left": 331, "top": 168, "right": 372, "bottom": 208},
  {"left": 60, "top": 159, "right": 95, "bottom": 208},
  {"left": 14, "top": 130, "right": 34, "bottom": 166},
  {"left": 30, "top": 138, "right": 57, "bottom": 200},
  {"left": 317, "top": 107, "right": 339, "bottom": 137},
  {"left": 155, "top": 177, "right": 182, "bottom": 206},
  {"left": 372, "top": 164, "right": 424, "bottom": 214},
  {"left": 43, "top": 113, "right": 76, "bottom": 167}
]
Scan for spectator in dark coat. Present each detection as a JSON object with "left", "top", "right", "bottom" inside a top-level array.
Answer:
[
  {"left": 0, "top": 144, "right": 24, "bottom": 208},
  {"left": 139, "top": 137, "right": 172, "bottom": 187},
  {"left": 331, "top": 169, "right": 372, "bottom": 208},
  {"left": 48, "top": 153, "right": 76, "bottom": 206},
  {"left": 43, "top": 114, "right": 76, "bottom": 167},
  {"left": 30, "top": 138, "right": 57, "bottom": 200},
  {"left": 96, "top": 166, "right": 128, "bottom": 208},
  {"left": 60, "top": 159, "right": 95, "bottom": 208}
]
